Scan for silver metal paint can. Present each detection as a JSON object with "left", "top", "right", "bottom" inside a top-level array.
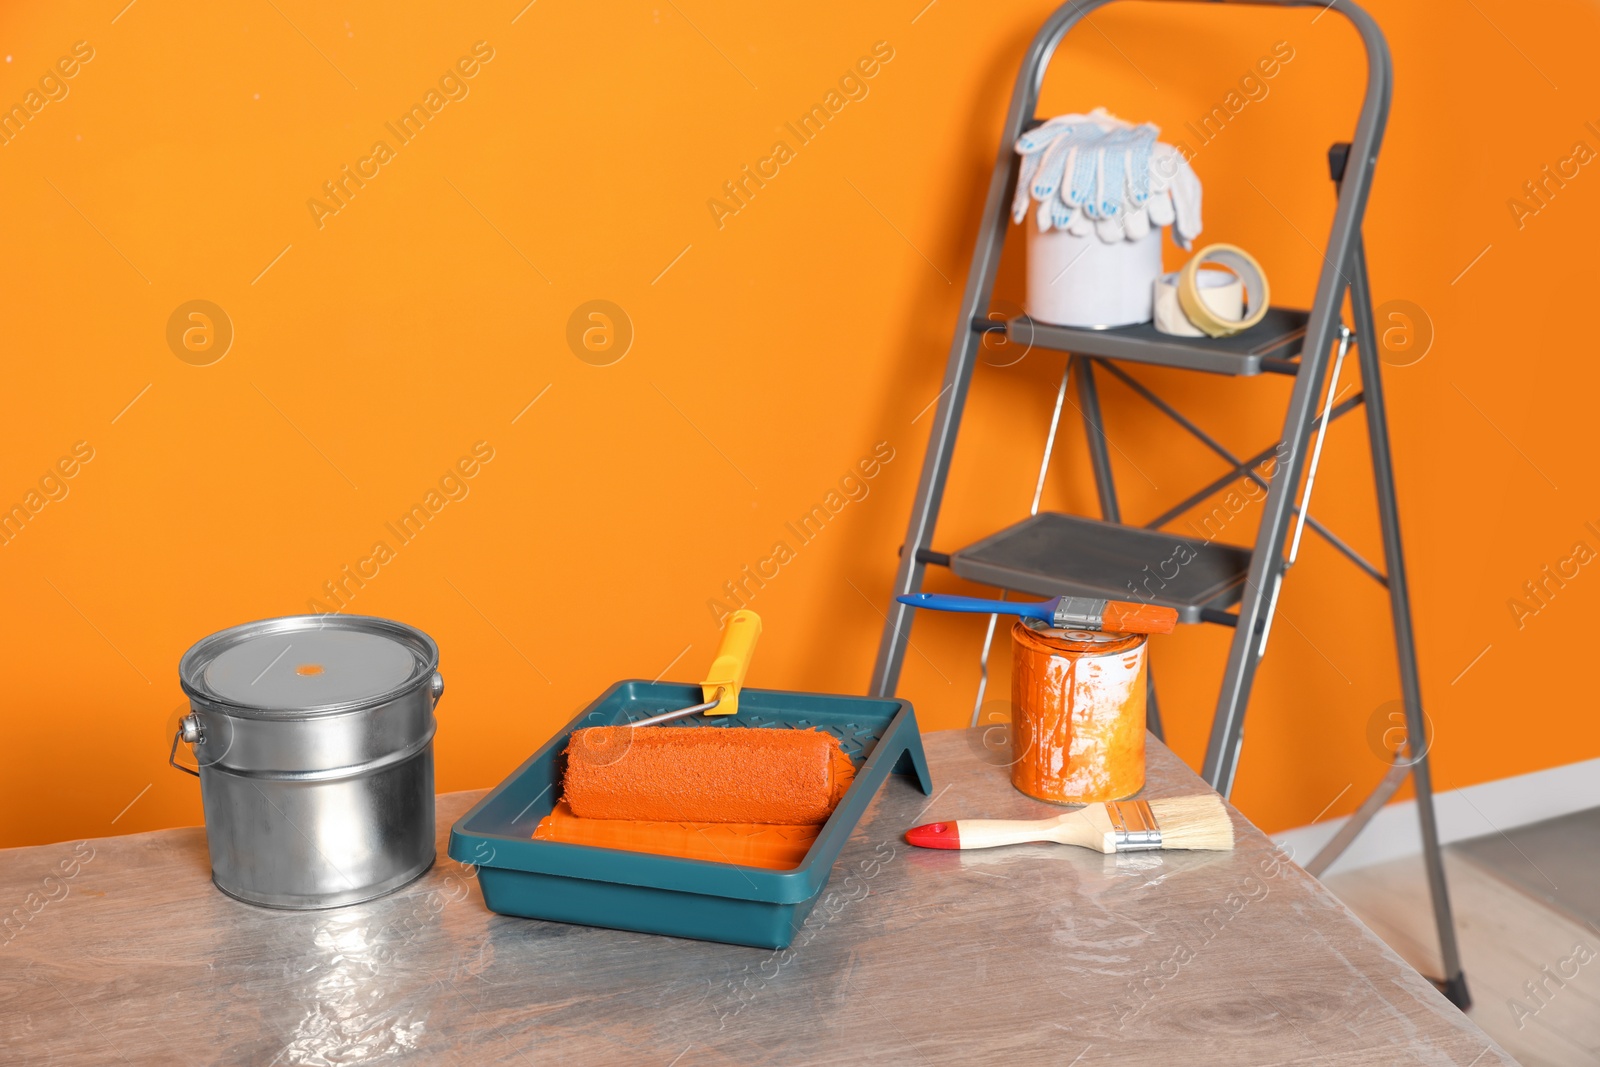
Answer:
[{"left": 171, "top": 615, "right": 443, "bottom": 909}]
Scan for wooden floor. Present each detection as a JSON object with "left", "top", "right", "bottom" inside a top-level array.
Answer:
[
  {"left": 1455, "top": 809, "right": 1600, "bottom": 931},
  {"left": 1326, "top": 838, "right": 1600, "bottom": 1067}
]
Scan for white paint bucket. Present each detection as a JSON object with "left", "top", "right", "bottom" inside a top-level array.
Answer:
[{"left": 1025, "top": 225, "right": 1163, "bottom": 329}]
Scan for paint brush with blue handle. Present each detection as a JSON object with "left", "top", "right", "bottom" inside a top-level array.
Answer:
[{"left": 897, "top": 593, "right": 1178, "bottom": 635}]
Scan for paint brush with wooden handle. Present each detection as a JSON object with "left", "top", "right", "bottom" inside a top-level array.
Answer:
[
  {"left": 896, "top": 593, "right": 1178, "bottom": 635},
  {"left": 905, "top": 795, "right": 1234, "bottom": 853}
]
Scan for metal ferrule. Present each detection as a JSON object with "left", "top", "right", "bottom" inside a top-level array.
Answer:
[
  {"left": 1107, "top": 800, "right": 1163, "bottom": 852},
  {"left": 627, "top": 688, "right": 724, "bottom": 728},
  {"left": 1051, "top": 596, "right": 1110, "bottom": 631}
]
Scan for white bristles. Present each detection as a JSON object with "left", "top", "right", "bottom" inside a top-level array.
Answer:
[{"left": 1150, "top": 794, "right": 1235, "bottom": 851}]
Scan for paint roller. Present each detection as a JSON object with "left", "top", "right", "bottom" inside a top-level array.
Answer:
[{"left": 560, "top": 610, "right": 857, "bottom": 825}]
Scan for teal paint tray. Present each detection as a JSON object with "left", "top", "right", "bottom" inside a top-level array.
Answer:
[{"left": 448, "top": 681, "right": 932, "bottom": 949}]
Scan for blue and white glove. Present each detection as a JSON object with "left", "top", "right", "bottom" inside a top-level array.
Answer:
[
  {"left": 1012, "top": 110, "right": 1197, "bottom": 245},
  {"left": 1013, "top": 115, "right": 1092, "bottom": 223},
  {"left": 1122, "top": 123, "right": 1158, "bottom": 208},
  {"left": 1014, "top": 119, "right": 1102, "bottom": 225}
]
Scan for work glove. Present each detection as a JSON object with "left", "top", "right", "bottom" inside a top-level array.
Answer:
[
  {"left": 1012, "top": 111, "right": 1197, "bottom": 247},
  {"left": 1147, "top": 142, "right": 1203, "bottom": 250},
  {"left": 1012, "top": 114, "right": 1102, "bottom": 225}
]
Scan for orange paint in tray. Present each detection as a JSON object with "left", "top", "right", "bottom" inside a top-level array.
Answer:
[
  {"left": 1010, "top": 618, "right": 1147, "bottom": 804},
  {"left": 533, "top": 802, "right": 818, "bottom": 870}
]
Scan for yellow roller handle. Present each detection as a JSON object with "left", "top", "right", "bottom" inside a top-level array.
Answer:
[{"left": 701, "top": 609, "right": 761, "bottom": 716}]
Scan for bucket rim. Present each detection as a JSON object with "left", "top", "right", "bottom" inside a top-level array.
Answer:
[
  {"left": 1013, "top": 616, "right": 1146, "bottom": 655},
  {"left": 179, "top": 613, "right": 440, "bottom": 718}
]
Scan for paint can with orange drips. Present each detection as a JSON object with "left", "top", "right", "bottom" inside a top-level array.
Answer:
[{"left": 1010, "top": 618, "right": 1147, "bottom": 804}]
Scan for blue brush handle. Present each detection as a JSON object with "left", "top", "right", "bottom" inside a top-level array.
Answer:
[{"left": 896, "top": 593, "right": 1057, "bottom": 621}]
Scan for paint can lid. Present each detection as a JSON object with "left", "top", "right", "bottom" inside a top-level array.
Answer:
[
  {"left": 1016, "top": 616, "right": 1145, "bottom": 654},
  {"left": 179, "top": 615, "right": 439, "bottom": 716}
]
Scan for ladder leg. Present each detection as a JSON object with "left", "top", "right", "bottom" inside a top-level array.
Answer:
[
  {"left": 869, "top": 0, "right": 1068, "bottom": 699},
  {"left": 1074, "top": 354, "right": 1182, "bottom": 738},
  {"left": 869, "top": 330, "right": 984, "bottom": 697},
  {"left": 1207, "top": 576, "right": 1281, "bottom": 797},
  {"left": 971, "top": 608, "right": 1003, "bottom": 727},
  {"left": 1201, "top": 308, "right": 1345, "bottom": 794},
  {"left": 871, "top": 180, "right": 1029, "bottom": 694},
  {"left": 1076, "top": 355, "right": 1169, "bottom": 739},
  {"left": 1348, "top": 237, "right": 1470, "bottom": 1009},
  {"left": 1076, "top": 357, "right": 1122, "bottom": 522},
  {"left": 971, "top": 358, "right": 1075, "bottom": 724},
  {"left": 1145, "top": 662, "right": 1164, "bottom": 741}
]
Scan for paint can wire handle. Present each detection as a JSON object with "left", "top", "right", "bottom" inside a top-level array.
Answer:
[{"left": 168, "top": 716, "right": 203, "bottom": 777}]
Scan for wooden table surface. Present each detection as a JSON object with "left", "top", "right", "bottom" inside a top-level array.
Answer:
[{"left": 0, "top": 728, "right": 1512, "bottom": 1066}]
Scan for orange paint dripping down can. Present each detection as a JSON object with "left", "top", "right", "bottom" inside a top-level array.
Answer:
[{"left": 1010, "top": 618, "right": 1148, "bottom": 805}]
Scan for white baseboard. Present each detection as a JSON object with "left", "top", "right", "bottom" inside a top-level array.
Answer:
[{"left": 1271, "top": 757, "right": 1600, "bottom": 878}]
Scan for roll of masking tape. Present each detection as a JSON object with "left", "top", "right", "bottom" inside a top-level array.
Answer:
[
  {"left": 1154, "top": 269, "right": 1244, "bottom": 337},
  {"left": 1176, "top": 244, "right": 1270, "bottom": 337}
]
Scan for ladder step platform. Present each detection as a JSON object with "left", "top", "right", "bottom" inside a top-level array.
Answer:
[
  {"left": 1005, "top": 306, "right": 1309, "bottom": 376},
  {"left": 948, "top": 512, "right": 1253, "bottom": 623}
]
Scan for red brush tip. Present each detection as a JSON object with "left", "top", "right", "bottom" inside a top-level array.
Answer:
[{"left": 905, "top": 821, "right": 961, "bottom": 849}]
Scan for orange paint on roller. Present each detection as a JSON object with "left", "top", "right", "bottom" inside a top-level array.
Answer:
[{"left": 562, "top": 726, "right": 855, "bottom": 824}]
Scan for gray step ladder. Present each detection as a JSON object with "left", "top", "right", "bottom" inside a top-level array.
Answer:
[{"left": 868, "top": 0, "right": 1469, "bottom": 1009}]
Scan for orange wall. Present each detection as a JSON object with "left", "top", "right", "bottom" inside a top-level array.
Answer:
[{"left": 4, "top": 0, "right": 1598, "bottom": 849}]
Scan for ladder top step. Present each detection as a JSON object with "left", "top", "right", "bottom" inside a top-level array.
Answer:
[
  {"left": 949, "top": 513, "right": 1252, "bottom": 624},
  {"left": 1003, "top": 307, "right": 1309, "bottom": 376}
]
